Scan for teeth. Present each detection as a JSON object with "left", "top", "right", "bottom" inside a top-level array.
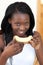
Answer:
[{"left": 20, "top": 32, "right": 24, "bottom": 34}]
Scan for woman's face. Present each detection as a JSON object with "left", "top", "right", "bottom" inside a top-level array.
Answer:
[{"left": 8, "top": 13, "right": 30, "bottom": 37}]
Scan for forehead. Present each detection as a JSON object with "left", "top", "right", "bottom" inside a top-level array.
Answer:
[{"left": 11, "top": 13, "right": 30, "bottom": 21}]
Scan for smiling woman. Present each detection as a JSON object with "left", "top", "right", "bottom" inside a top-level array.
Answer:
[{"left": 0, "top": 1, "right": 43, "bottom": 65}]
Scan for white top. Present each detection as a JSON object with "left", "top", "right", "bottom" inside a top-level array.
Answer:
[{"left": 6, "top": 44, "right": 36, "bottom": 65}]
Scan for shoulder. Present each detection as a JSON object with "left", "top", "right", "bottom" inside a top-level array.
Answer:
[
  {"left": 0, "top": 30, "right": 4, "bottom": 41},
  {"left": 0, "top": 30, "right": 5, "bottom": 49}
]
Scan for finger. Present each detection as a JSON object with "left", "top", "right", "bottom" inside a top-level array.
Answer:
[
  {"left": 7, "top": 39, "right": 17, "bottom": 47},
  {"left": 34, "top": 31, "right": 40, "bottom": 35},
  {"left": 7, "top": 41, "right": 13, "bottom": 46},
  {"left": 31, "top": 38, "right": 40, "bottom": 46},
  {"left": 33, "top": 31, "right": 41, "bottom": 38},
  {"left": 29, "top": 40, "right": 36, "bottom": 48},
  {"left": 14, "top": 47, "right": 23, "bottom": 55},
  {"left": 33, "top": 35, "right": 39, "bottom": 39},
  {"left": 32, "top": 37, "right": 41, "bottom": 49},
  {"left": 14, "top": 41, "right": 24, "bottom": 48},
  {"left": 29, "top": 38, "right": 39, "bottom": 46},
  {"left": 18, "top": 42, "right": 24, "bottom": 47},
  {"left": 33, "top": 37, "right": 41, "bottom": 43}
]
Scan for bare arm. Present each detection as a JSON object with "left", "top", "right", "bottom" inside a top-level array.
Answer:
[
  {"left": 34, "top": 32, "right": 43, "bottom": 65},
  {"left": 0, "top": 34, "right": 24, "bottom": 65},
  {"left": 0, "top": 34, "right": 7, "bottom": 65},
  {"left": 0, "top": 51, "right": 8, "bottom": 65},
  {"left": 35, "top": 43, "right": 43, "bottom": 65}
]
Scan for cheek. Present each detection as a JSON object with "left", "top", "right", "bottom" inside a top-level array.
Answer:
[
  {"left": 25, "top": 25, "right": 30, "bottom": 30},
  {"left": 11, "top": 24, "right": 19, "bottom": 31}
]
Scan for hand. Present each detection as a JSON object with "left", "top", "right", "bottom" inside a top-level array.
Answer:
[
  {"left": 3, "top": 40, "right": 24, "bottom": 58},
  {"left": 29, "top": 31, "right": 43, "bottom": 50}
]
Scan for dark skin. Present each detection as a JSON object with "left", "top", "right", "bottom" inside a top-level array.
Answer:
[
  {"left": 0, "top": 35, "right": 5, "bottom": 56},
  {"left": 8, "top": 13, "right": 30, "bottom": 37},
  {"left": 0, "top": 13, "right": 43, "bottom": 65}
]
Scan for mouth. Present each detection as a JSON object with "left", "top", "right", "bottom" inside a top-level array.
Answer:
[{"left": 17, "top": 31, "right": 26, "bottom": 37}]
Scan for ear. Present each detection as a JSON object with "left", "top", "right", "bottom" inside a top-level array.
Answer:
[{"left": 8, "top": 18, "right": 11, "bottom": 24}]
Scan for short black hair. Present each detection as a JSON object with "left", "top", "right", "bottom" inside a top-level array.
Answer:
[{"left": 1, "top": 2, "right": 35, "bottom": 45}]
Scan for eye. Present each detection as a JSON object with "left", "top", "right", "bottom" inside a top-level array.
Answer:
[
  {"left": 17, "top": 23, "right": 20, "bottom": 26},
  {"left": 25, "top": 22, "right": 29, "bottom": 26},
  {"left": 14, "top": 22, "right": 20, "bottom": 26}
]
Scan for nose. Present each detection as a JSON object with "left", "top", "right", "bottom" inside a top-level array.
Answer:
[{"left": 19, "top": 25, "right": 25, "bottom": 31}]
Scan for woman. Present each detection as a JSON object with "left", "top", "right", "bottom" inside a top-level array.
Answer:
[{"left": 0, "top": 2, "right": 43, "bottom": 65}]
